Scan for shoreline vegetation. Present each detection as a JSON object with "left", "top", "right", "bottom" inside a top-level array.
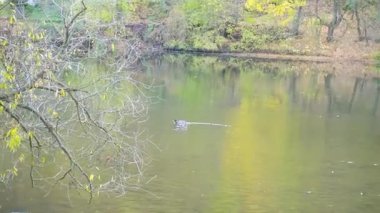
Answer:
[
  {"left": 1, "top": 1, "right": 379, "bottom": 67},
  {"left": 121, "top": 0, "right": 380, "bottom": 75}
]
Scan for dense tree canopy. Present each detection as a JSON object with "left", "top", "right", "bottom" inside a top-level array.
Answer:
[{"left": 159, "top": 0, "right": 379, "bottom": 50}]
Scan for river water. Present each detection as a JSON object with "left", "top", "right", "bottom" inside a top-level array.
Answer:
[{"left": 1, "top": 55, "right": 380, "bottom": 212}]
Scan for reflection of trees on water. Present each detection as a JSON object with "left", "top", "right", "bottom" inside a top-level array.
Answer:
[
  {"left": 217, "top": 64, "right": 379, "bottom": 117},
  {"left": 324, "top": 73, "right": 335, "bottom": 114},
  {"left": 372, "top": 78, "right": 380, "bottom": 116},
  {"left": 148, "top": 56, "right": 379, "bottom": 117},
  {"left": 288, "top": 73, "right": 298, "bottom": 105},
  {"left": 257, "top": 66, "right": 379, "bottom": 117},
  {"left": 221, "top": 65, "right": 240, "bottom": 106},
  {"left": 348, "top": 77, "right": 363, "bottom": 113},
  {"left": 348, "top": 76, "right": 369, "bottom": 113}
]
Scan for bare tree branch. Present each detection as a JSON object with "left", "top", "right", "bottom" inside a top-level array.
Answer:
[
  {"left": 0, "top": 1, "right": 11, "bottom": 11},
  {"left": 16, "top": 103, "right": 93, "bottom": 202},
  {"left": 63, "top": 0, "right": 87, "bottom": 45}
]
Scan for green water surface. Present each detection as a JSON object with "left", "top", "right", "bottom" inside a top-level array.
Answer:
[{"left": 1, "top": 55, "right": 380, "bottom": 212}]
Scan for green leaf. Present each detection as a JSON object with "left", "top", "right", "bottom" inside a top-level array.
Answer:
[{"left": 0, "top": 83, "right": 7, "bottom": 89}]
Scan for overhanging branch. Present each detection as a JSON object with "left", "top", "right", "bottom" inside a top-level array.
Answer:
[{"left": 17, "top": 103, "right": 93, "bottom": 203}]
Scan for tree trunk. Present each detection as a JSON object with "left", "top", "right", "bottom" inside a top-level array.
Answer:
[
  {"left": 363, "top": 18, "right": 369, "bottom": 45},
  {"left": 326, "top": 0, "right": 342, "bottom": 42},
  {"left": 354, "top": 6, "right": 363, "bottom": 40},
  {"left": 315, "top": 0, "right": 319, "bottom": 16},
  {"left": 116, "top": 0, "right": 124, "bottom": 22},
  {"left": 291, "top": 6, "right": 303, "bottom": 36}
]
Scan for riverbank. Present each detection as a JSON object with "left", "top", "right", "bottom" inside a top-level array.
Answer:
[
  {"left": 163, "top": 39, "right": 379, "bottom": 76},
  {"left": 165, "top": 48, "right": 373, "bottom": 63}
]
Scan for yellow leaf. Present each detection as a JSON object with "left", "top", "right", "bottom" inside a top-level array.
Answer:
[
  {"left": 6, "top": 127, "right": 21, "bottom": 152},
  {"left": 9, "top": 15, "right": 16, "bottom": 25},
  {"left": 28, "top": 131, "right": 34, "bottom": 138},
  {"left": 1, "top": 39, "right": 8, "bottom": 46},
  {"left": 111, "top": 43, "right": 115, "bottom": 52},
  {"left": 12, "top": 166, "right": 18, "bottom": 176},
  {"left": 85, "top": 185, "right": 90, "bottom": 192},
  {"left": 89, "top": 174, "right": 94, "bottom": 181},
  {"left": 52, "top": 111, "right": 59, "bottom": 118},
  {"left": 19, "top": 153, "right": 25, "bottom": 162},
  {"left": 59, "top": 89, "right": 66, "bottom": 97}
]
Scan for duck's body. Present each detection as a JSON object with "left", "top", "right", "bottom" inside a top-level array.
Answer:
[{"left": 173, "top": 120, "right": 188, "bottom": 130}]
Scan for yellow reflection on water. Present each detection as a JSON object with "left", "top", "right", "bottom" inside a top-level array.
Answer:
[{"left": 212, "top": 80, "right": 305, "bottom": 211}]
